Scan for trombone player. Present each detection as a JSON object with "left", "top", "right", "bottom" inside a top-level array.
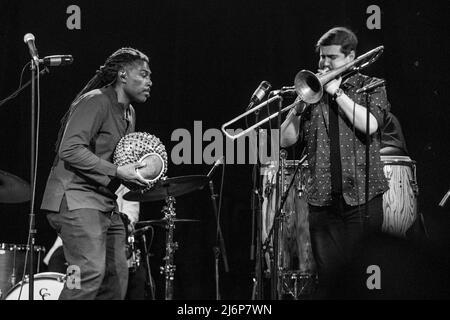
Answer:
[{"left": 280, "top": 27, "right": 390, "bottom": 298}]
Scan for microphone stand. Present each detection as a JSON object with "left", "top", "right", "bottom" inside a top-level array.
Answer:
[
  {"left": 364, "top": 92, "right": 370, "bottom": 221},
  {"left": 1, "top": 62, "right": 49, "bottom": 300},
  {"left": 28, "top": 58, "right": 39, "bottom": 300},
  {"left": 249, "top": 93, "right": 285, "bottom": 299},
  {"left": 270, "top": 96, "right": 284, "bottom": 300},
  {"left": 0, "top": 67, "right": 49, "bottom": 108},
  {"left": 140, "top": 233, "right": 156, "bottom": 300},
  {"left": 250, "top": 109, "right": 265, "bottom": 300},
  {"left": 208, "top": 179, "right": 229, "bottom": 300},
  {"left": 360, "top": 80, "right": 386, "bottom": 222}
]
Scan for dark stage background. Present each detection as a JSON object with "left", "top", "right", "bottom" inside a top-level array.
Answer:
[{"left": 0, "top": 0, "right": 449, "bottom": 299}]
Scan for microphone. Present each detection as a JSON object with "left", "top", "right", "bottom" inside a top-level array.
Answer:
[
  {"left": 356, "top": 79, "right": 386, "bottom": 94},
  {"left": 38, "top": 55, "right": 74, "bottom": 67},
  {"left": 23, "top": 33, "right": 39, "bottom": 64},
  {"left": 247, "top": 81, "right": 271, "bottom": 110},
  {"left": 207, "top": 156, "right": 224, "bottom": 179},
  {"left": 271, "top": 86, "right": 296, "bottom": 96}
]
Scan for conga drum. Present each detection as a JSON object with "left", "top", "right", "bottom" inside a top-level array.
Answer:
[
  {"left": 381, "top": 155, "right": 419, "bottom": 237},
  {"left": 261, "top": 160, "right": 316, "bottom": 298}
]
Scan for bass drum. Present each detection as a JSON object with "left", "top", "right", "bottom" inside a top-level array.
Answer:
[
  {"left": 0, "top": 243, "right": 45, "bottom": 298},
  {"left": 3, "top": 272, "right": 65, "bottom": 300}
]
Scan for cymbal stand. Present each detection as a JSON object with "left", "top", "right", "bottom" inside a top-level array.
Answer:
[{"left": 160, "top": 195, "right": 178, "bottom": 300}]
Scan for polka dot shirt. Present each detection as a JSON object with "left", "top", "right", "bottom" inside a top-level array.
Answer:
[{"left": 299, "top": 73, "right": 389, "bottom": 206}]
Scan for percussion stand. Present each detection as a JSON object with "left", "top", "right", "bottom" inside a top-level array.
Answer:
[{"left": 160, "top": 195, "right": 178, "bottom": 300}]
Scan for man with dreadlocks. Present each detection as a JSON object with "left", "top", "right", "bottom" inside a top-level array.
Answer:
[{"left": 41, "top": 47, "right": 152, "bottom": 300}]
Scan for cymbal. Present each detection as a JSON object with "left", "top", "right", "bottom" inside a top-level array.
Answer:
[
  {"left": 0, "top": 170, "right": 30, "bottom": 204},
  {"left": 135, "top": 218, "right": 200, "bottom": 229},
  {"left": 132, "top": 219, "right": 199, "bottom": 236},
  {"left": 124, "top": 175, "right": 209, "bottom": 202}
]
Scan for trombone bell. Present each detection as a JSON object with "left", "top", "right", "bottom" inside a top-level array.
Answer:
[
  {"left": 293, "top": 45, "right": 384, "bottom": 105},
  {"left": 294, "top": 70, "right": 323, "bottom": 104}
]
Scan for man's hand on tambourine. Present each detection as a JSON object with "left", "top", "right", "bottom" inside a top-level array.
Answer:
[{"left": 117, "top": 162, "right": 149, "bottom": 186}]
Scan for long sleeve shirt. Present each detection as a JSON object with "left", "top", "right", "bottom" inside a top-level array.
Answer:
[{"left": 41, "top": 86, "right": 135, "bottom": 212}]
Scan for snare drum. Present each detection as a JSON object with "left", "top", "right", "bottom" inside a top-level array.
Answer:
[
  {"left": 261, "top": 160, "right": 316, "bottom": 276},
  {"left": 381, "top": 155, "right": 418, "bottom": 237},
  {"left": 3, "top": 272, "right": 65, "bottom": 300},
  {"left": 0, "top": 243, "right": 45, "bottom": 298}
]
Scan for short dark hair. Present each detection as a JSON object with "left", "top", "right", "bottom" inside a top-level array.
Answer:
[{"left": 315, "top": 27, "right": 358, "bottom": 56}]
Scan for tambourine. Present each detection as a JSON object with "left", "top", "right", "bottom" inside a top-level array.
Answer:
[{"left": 113, "top": 132, "right": 168, "bottom": 192}]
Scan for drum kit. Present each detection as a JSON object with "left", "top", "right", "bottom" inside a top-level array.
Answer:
[
  {"left": 0, "top": 149, "right": 421, "bottom": 300},
  {"left": 0, "top": 170, "right": 61, "bottom": 300},
  {"left": 258, "top": 153, "right": 420, "bottom": 299},
  {"left": 123, "top": 175, "right": 208, "bottom": 300},
  {"left": 0, "top": 169, "right": 36, "bottom": 299},
  {"left": 0, "top": 167, "right": 209, "bottom": 300},
  {"left": 115, "top": 133, "right": 211, "bottom": 300}
]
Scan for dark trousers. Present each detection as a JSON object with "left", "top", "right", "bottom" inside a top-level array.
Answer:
[
  {"left": 46, "top": 197, "right": 128, "bottom": 300},
  {"left": 46, "top": 240, "right": 151, "bottom": 300},
  {"left": 308, "top": 195, "right": 383, "bottom": 299}
]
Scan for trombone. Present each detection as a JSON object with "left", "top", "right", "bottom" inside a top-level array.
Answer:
[{"left": 221, "top": 46, "right": 384, "bottom": 140}]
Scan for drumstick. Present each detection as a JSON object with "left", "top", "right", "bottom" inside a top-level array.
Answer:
[
  {"left": 439, "top": 189, "right": 450, "bottom": 207},
  {"left": 43, "top": 236, "right": 63, "bottom": 266}
]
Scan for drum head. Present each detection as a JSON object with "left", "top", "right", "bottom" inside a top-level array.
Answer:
[
  {"left": 3, "top": 272, "right": 65, "bottom": 300},
  {"left": 380, "top": 155, "right": 414, "bottom": 165},
  {"left": 137, "top": 153, "right": 165, "bottom": 182}
]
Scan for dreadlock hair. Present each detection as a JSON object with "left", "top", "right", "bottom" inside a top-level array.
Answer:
[{"left": 53, "top": 47, "right": 149, "bottom": 166}]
